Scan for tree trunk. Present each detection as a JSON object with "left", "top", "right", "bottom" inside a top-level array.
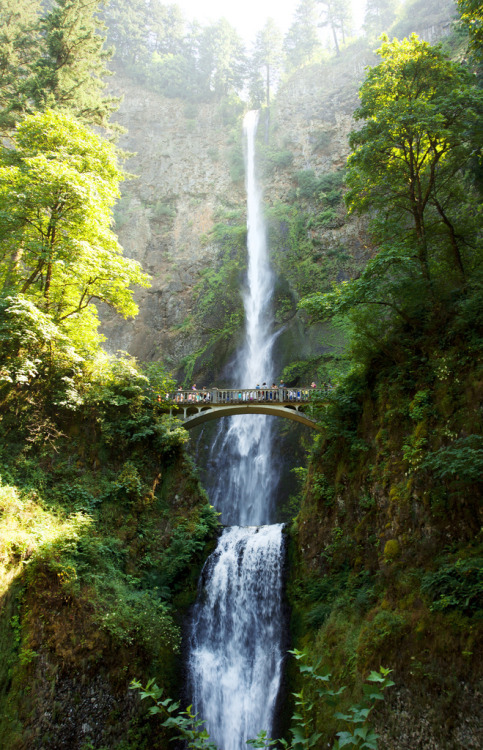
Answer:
[
  {"left": 2, "top": 246, "right": 23, "bottom": 292},
  {"left": 433, "top": 198, "right": 466, "bottom": 285},
  {"left": 331, "top": 22, "right": 340, "bottom": 55}
]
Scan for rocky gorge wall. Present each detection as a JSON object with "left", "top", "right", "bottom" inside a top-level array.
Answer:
[
  {"left": 100, "top": 54, "right": 374, "bottom": 385},
  {"left": 100, "top": 9, "right": 455, "bottom": 387},
  {"left": 100, "top": 76, "right": 245, "bottom": 371}
]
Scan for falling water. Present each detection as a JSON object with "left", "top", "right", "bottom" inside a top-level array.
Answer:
[
  {"left": 206, "top": 109, "right": 278, "bottom": 527},
  {"left": 187, "top": 111, "right": 285, "bottom": 749}
]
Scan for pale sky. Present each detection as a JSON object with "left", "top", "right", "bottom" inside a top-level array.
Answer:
[{"left": 176, "top": 0, "right": 368, "bottom": 45}]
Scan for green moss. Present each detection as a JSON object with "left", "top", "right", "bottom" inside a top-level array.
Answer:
[{"left": 383, "top": 539, "right": 400, "bottom": 562}]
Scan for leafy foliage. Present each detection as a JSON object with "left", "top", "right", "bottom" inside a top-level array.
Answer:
[
  {"left": 457, "top": 0, "right": 483, "bottom": 64},
  {"left": 420, "top": 435, "right": 483, "bottom": 484},
  {"left": 421, "top": 557, "right": 483, "bottom": 614},
  {"left": 0, "top": 110, "right": 149, "bottom": 327},
  {"left": 346, "top": 34, "right": 482, "bottom": 287},
  {"left": 131, "top": 678, "right": 217, "bottom": 750},
  {"left": 132, "top": 651, "right": 394, "bottom": 750}
]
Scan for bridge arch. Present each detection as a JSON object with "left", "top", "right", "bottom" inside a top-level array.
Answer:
[{"left": 170, "top": 403, "right": 320, "bottom": 430}]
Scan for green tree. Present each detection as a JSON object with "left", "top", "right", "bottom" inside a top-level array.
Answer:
[
  {"left": 363, "top": 0, "right": 399, "bottom": 37},
  {"left": 317, "top": 0, "right": 352, "bottom": 54},
  {"left": 300, "top": 35, "right": 483, "bottom": 354},
  {"left": 250, "top": 19, "right": 283, "bottom": 108},
  {"left": 346, "top": 34, "right": 483, "bottom": 287},
  {"left": 102, "top": 0, "right": 148, "bottom": 66},
  {"left": 0, "top": 0, "right": 117, "bottom": 133},
  {"left": 0, "top": 110, "right": 149, "bottom": 336},
  {"left": 103, "top": 0, "right": 187, "bottom": 70},
  {"left": 457, "top": 0, "right": 483, "bottom": 64},
  {"left": 0, "top": 0, "right": 42, "bottom": 133},
  {"left": 147, "top": 0, "right": 186, "bottom": 57},
  {"left": 196, "top": 18, "right": 247, "bottom": 98},
  {"left": 284, "top": 0, "right": 322, "bottom": 70},
  {"left": 32, "top": 0, "right": 117, "bottom": 127}
]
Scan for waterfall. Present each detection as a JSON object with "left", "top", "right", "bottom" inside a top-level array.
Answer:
[
  {"left": 188, "top": 526, "right": 284, "bottom": 750},
  {"left": 187, "top": 111, "right": 285, "bottom": 749},
  {"left": 205, "top": 109, "right": 278, "bottom": 527}
]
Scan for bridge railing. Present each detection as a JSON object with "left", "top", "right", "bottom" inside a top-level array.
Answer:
[{"left": 169, "top": 387, "right": 313, "bottom": 404}]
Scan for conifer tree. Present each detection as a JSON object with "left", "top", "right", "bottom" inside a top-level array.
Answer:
[
  {"left": 364, "top": 0, "right": 399, "bottom": 37},
  {"left": 102, "top": 0, "right": 147, "bottom": 66},
  {"left": 197, "top": 19, "right": 247, "bottom": 98},
  {"left": 250, "top": 19, "right": 283, "bottom": 108},
  {"left": 31, "top": 0, "right": 118, "bottom": 127},
  {"left": 0, "top": 0, "right": 42, "bottom": 134},
  {"left": 0, "top": 0, "right": 117, "bottom": 133},
  {"left": 284, "top": 0, "right": 322, "bottom": 70},
  {"left": 317, "top": 0, "right": 352, "bottom": 54}
]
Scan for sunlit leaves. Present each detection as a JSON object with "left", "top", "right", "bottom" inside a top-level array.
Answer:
[
  {"left": 302, "top": 34, "right": 483, "bottom": 355},
  {"left": 346, "top": 36, "right": 483, "bottom": 281},
  {"left": 0, "top": 109, "right": 149, "bottom": 334}
]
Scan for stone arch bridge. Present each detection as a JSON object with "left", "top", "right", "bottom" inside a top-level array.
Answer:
[{"left": 168, "top": 387, "right": 321, "bottom": 430}]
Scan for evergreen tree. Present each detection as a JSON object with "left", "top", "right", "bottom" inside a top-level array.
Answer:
[
  {"left": 0, "top": 0, "right": 117, "bottom": 132},
  {"left": 197, "top": 19, "right": 247, "bottom": 98},
  {"left": 147, "top": 0, "right": 186, "bottom": 57},
  {"left": 32, "top": 0, "right": 118, "bottom": 127},
  {"left": 250, "top": 19, "right": 283, "bottom": 108},
  {"left": 317, "top": 0, "right": 352, "bottom": 54},
  {"left": 364, "top": 0, "right": 399, "bottom": 37},
  {"left": 284, "top": 0, "right": 322, "bottom": 70},
  {"left": 102, "top": 0, "right": 147, "bottom": 66},
  {"left": 0, "top": 0, "right": 42, "bottom": 134}
]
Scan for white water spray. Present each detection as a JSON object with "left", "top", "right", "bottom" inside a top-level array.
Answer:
[{"left": 188, "top": 111, "right": 284, "bottom": 749}]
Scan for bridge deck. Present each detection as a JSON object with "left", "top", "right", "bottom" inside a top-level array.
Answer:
[
  {"left": 168, "top": 387, "right": 321, "bottom": 430},
  {"left": 170, "top": 387, "right": 313, "bottom": 405}
]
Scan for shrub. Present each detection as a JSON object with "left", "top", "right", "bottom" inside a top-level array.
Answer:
[{"left": 421, "top": 557, "right": 483, "bottom": 615}]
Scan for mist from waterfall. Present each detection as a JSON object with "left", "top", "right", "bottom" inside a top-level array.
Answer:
[{"left": 187, "top": 111, "right": 285, "bottom": 750}]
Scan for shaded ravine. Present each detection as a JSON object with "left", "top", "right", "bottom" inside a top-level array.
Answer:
[{"left": 187, "top": 111, "right": 285, "bottom": 749}]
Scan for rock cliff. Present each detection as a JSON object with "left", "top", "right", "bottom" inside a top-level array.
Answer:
[{"left": 100, "top": 76, "right": 245, "bottom": 369}]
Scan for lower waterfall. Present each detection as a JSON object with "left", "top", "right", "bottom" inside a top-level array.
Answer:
[
  {"left": 188, "top": 525, "right": 284, "bottom": 750},
  {"left": 187, "top": 110, "right": 284, "bottom": 748}
]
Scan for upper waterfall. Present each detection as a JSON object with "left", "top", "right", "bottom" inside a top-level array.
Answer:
[
  {"left": 204, "top": 110, "right": 278, "bottom": 526},
  {"left": 242, "top": 110, "right": 275, "bottom": 389}
]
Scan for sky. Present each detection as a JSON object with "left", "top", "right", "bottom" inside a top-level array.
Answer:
[{"left": 176, "top": 0, "right": 368, "bottom": 45}]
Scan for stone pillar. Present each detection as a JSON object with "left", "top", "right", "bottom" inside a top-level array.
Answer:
[{"left": 212, "top": 388, "right": 218, "bottom": 404}]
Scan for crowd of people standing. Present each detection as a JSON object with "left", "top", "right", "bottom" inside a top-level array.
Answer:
[{"left": 170, "top": 380, "right": 332, "bottom": 404}]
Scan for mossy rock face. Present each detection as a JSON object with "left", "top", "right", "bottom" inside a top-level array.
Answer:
[
  {"left": 384, "top": 539, "right": 401, "bottom": 561},
  {"left": 0, "top": 411, "right": 220, "bottom": 750}
]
